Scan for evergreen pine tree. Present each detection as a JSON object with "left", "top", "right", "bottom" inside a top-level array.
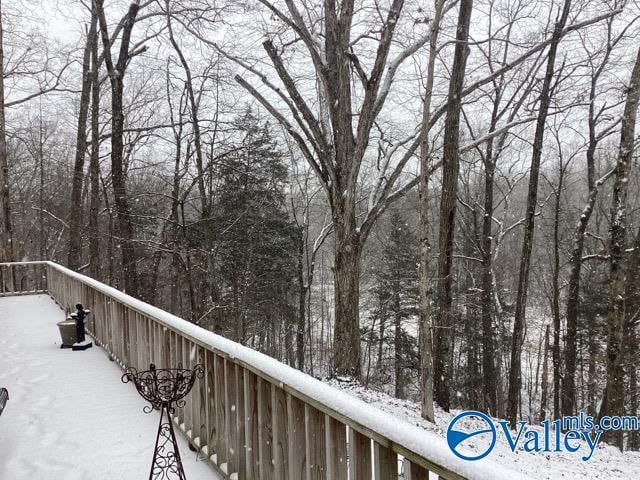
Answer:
[
  {"left": 214, "top": 109, "right": 299, "bottom": 360},
  {"left": 367, "top": 209, "right": 419, "bottom": 399}
]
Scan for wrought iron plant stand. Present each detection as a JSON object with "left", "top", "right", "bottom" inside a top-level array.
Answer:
[{"left": 122, "top": 363, "right": 204, "bottom": 480}]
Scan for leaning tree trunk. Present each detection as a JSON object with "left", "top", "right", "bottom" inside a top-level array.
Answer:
[
  {"left": 562, "top": 53, "right": 613, "bottom": 417},
  {"left": 433, "top": 0, "right": 474, "bottom": 412},
  {"left": 67, "top": 14, "right": 97, "bottom": 270},
  {"left": 599, "top": 45, "right": 640, "bottom": 451},
  {"left": 506, "top": 0, "right": 572, "bottom": 425},
  {"left": 0, "top": 0, "right": 14, "bottom": 264},
  {"left": 563, "top": 169, "right": 613, "bottom": 416}
]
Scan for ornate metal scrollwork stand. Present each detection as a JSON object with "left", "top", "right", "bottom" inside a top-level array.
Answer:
[{"left": 122, "top": 363, "right": 204, "bottom": 480}]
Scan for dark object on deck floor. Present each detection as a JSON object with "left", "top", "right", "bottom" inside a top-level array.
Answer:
[
  {"left": 0, "top": 387, "right": 8, "bottom": 416},
  {"left": 70, "top": 303, "right": 92, "bottom": 351},
  {"left": 57, "top": 304, "right": 92, "bottom": 350},
  {"left": 122, "top": 363, "right": 204, "bottom": 480}
]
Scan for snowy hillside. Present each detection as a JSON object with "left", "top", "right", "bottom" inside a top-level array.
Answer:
[{"left": 330, "top": 379, "right": 640, "bottom": 479}]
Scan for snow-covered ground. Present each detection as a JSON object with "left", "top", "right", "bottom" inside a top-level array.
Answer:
[
  {"left": 0, "top": 294, "right": 219, "bottom": 480},
  {"left": 329, "top": 379, "right": 640, "bottom": 480}
]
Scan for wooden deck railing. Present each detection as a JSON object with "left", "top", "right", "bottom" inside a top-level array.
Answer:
[{"left": 0, "top": 261, "right": 523, "bottom": 480}]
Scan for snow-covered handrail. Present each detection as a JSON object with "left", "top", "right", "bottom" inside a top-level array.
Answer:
[{"left": 0, "top": 261, "right": 529, "bottom": 480}]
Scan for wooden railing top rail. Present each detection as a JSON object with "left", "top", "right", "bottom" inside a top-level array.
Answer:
[{"left": 0, "top": 261, "right": 529, "bottom": 480}]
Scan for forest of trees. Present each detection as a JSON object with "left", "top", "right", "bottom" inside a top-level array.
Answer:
[{"left": 2, "top": 0, "right": 640, "bottom": 451}]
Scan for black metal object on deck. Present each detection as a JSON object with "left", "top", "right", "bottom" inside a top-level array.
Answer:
[
  {"left": 70, "top": 304, "right": 92, "bottom": 351},
  {"left": 0, "top": 387, "right": 8, "bottom": 416},
  {"left": 122, "top": 363, "right": 204, "bottom": 480}
]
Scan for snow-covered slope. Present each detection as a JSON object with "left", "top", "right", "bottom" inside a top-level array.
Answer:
[{"left": 329, "top": 379, "right": 640, "bottom": 479}]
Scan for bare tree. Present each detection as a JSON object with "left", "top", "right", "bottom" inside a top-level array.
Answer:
[
  {"left": 0, "top": 0, "right": 13, "bottom": 263},
  {"left": 561, "top": 15, "right": 632, "bottom": 416},
  {"left": 419, "top": 0, "right": 447, "bottom": 424},
  {"left": 235, "top": 0, "right": 431, "bottom": 377},
  {"left": 68, "top": 7, "right": 98, "bottom": 270},
  {"left": 287, "top": 147, "right": 333, "bottom": 371},
  {"left": 95, "top": 0, "right": 145, "bottom": 296},
  {"left": 164, "top": 0, "right": 207, "bottom": 216},
  {"left": 89, "top": 2, "right": 101, "bottom": 280},
  {"left": 599, "top": 44, "right": 640, "bottom": 450},
  {"left": 433, "top": 0, "right": 474, "bottom": 412},
  {"left": 507, "top": 0, "right": 572, "bottom": 424}
]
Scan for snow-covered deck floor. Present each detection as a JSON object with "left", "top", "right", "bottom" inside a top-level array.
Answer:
[{"left": 0, "top": 294, "right": 220, "bottom": 480}]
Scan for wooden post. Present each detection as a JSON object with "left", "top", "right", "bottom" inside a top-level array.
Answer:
[
  {"left": 235, "top": 364, "right": 246, "bottom": 479},
  {"left": 182, "top": 337, "right": 193, "bottom": 435},
  {"left": 197, "top": 345, "right": 207, "bottom": 452},
  {"left": 205, "top": 350, "right": 218, "bottom": 462},
  {"left": 348, "top": 428, "right": 371, "bottom": 480},
  {"left": 403, "top": 458, "right": 429, "bottom": 480},
  {"left": 257, "top": 377, "right": 273, "bottom": 480},
  {"left": 286, "top": 394, "right": 306, "bottom": 480},
  {"left": 272, "top": 385, "right": 288, "bottom": 479},
  {"left": 305, "top": 405, "right": 326, "bottom": 479},
  {"left": 224, "top": 358, "right": 239, "bottom": 475},
  {"left": 325, "top": 416, "right": 348, "bottom": 480},
  {"left": 373, "top": 442, "right": 396, "bottom": 480},
  {"left": 243, "top": 370, "right": 260, "bottom": 479},
  {"left": 214, "top": 354, "right": 227, "bottom": 468},
  {"left": 123, "top": 308, "right": 131, "bottom": 367},
  {"left": 162, "top": 326, "right": 171, "bottom": 369}
]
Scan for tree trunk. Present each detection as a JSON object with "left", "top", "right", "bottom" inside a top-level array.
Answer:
[
  {"left": 433, "top": 0, "right": 474, "bottom": 412},
  {"left": 37, "top": 113, "right": 45, "bottom": 259},
  {"left": 465, "top": 295, "right": 480, "bottom": 409},
  {"left": 600, "top": 45, "right": 640, "bottom": 450},
  {"left": 394, "top": 296, "right": 404, "bottom": 399},
  {"left": 96, "top": 0, "right": 142, "bottom": 297},
  {"left": 419, "top": 0, "right": 445, "bottom": 423},
  {"left": 551, "top": 162, "right": 565, "bottom": 419},
  {"left": 297, "top": 228, "right": 306, "bottom": 370},
  {"left": 165, "top": 1, "right": 207, "bottom": 216},
  {"left": 67, "top": 14, "right": 97, "bottom": 270},
  {"left": 587, "top": 313, "right": 598, "bottom": 416},
  {"left": 630, "top": 357, "right": 639, "bottom": 450},
  {"left": 507, "top": 0, "right": 571, "bottom": 425},
  {"left": 149, "top": 125, "right": 182, "bottom": 306},
  {"left": 563, "top": 169, "right": 614, "bottom": 417},
  {"left": 539, "top": 324, "right": 550, "bottom": 421},
  {"left": 88, "top": 4, "right": 100, "bottom": 280},
  {"left": 238, "top": 0, "right": 411, "bottom": 380},
  {"left": 481, "top": 139, "right": 497, "bottom": 415},
  {"left": 562, "top": 48, "right": 613, "bottom": 417},
  {"left": 285, "top": 314, "right": 294, "bottom": 367},
  {"left": 332, "top": 211, "right": 361, "bottom": 378},
  {"left": 625, "top": 227, "right": 640, "bottom": 450},
  {"left": 0, "top": 0, "right": 14, "bottom": 263},
  {"left": 377, "top": 313, "right": 386, "bottom": 370}
]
